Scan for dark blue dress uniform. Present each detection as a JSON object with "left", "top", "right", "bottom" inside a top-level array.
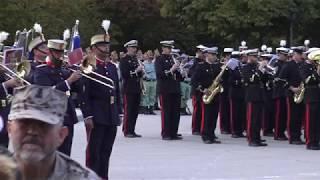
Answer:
[
  {"left": 262, "top": 72, "right": 275, "bottom": 136},
  {"left": 300, "top": 62, "right": 320, "bottom": 149},
  {"left": 242, "top": 63, "right": 267, "bottom": 146},
  {"left": 81, "top": 60, "right": 120, "bottom": 179},
  {"left": 191, "top": 61, "right": 223, "bottom": 143},
  {"left": 279, "top": 60, "right": 304, "bottom": 144},
  {"left": 272, "top": 60, "right": 288, "bottom": 140},
  {"left": 33, "top": 63, "right": 81, "bottom": 156},
  {"left": 26, "top": 61, "right": 43, "bottom": 84},
  {"left": 228, "top": 60, "right": 246, "bottom": 138},
  {"left": 155, "top": 54, "right": 182, "bottom": 139},
  {"left": 0, "top": 73, "right": 12, "bottom": 147},
  {"left": 119, "top": 54, "right": 142, "bottom": 136},
  {"left": 189, "top": 58, "right": 204, "bottom": 134},
  {"left": 219, "top": 61, "right": 231, "bottom": 134}
]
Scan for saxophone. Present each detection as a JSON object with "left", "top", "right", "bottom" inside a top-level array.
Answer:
[
  {"left": 293, "top": 76, "right": 311, "bottom": 104},
  {"left": 202, "top": 64, "right": 227, "bottom": 104}
]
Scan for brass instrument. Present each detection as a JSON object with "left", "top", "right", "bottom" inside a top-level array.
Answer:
[
  {"left": 293, "top": 76, "right": 311, "bottom": 104},
  {"left": 308, "top": 49, "right": 320, "bottom": 61},
  {"left": 202, "top": 64, "right": 228, "bottom": 104},
  {"left": 0, "top": 58, "right": 31, "bottom": 85},
  {"left": 293, "top": 49, "right": 320, "bottom": 104},
  {"left": 63, "top": 56, "right": 114, "bottom": 89}
]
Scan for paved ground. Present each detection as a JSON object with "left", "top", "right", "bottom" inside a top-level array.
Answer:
[{"left": 72, "top": 109, "right": 320, "bottom": 180}]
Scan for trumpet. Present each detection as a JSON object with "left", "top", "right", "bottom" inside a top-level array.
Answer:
[
  {"left": 63, "top": 56, "right": 114, "bottom": 89},
  {"left": 258, "top": 61, "right": 277, "bottom": 75}
]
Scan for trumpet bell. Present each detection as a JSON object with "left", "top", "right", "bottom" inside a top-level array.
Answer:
[
  {"left": 82, "top": 65, "right": 93, "bottom": 74},
  {"left": 16, "top": 61, "right": 31, "bottom": 78},
  {"left": 308, "top": 49, "right": 320, "bottom": 61}
]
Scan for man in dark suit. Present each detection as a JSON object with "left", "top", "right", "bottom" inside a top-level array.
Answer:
[
  {"left": 119, "top": 40, "right": 143, "bottom": 138},
  {"left": 81, "top": 30, "right": 120, "bottom": 179},
  {"left": 278, "top": 47, "right": 305, "bottom": 145},
  {"left": 155, "top": 40, "right": 182, "bottom": 140},
  {"left": 242, "top": 49, "right": 268, "bottom": 147},
  {"left": 190, "top": 45, "right": 206, "bottom": 135},
  {"left": 33, "top": 39, "right": 82, "bottom": 156}
]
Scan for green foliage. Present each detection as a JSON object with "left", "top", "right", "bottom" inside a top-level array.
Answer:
[
  {"left": 161, "top": 0, "right": 320, "bottom": 49},
  {"left": 0, "top": 0, "right": 320, "bottom": 53}
]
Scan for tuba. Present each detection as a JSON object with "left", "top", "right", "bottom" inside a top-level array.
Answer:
[{"left": 202, "top": 64, "right": 228, "bottom": 104}]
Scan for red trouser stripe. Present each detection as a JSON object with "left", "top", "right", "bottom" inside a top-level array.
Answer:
[
  {"left": 305, "top": 103, "right": 310, "bottom": 145},
  {"left": 159, "top": 95, "right": 165, "bottom": 136},
  {"left": 286, "top": 97, "right": 291, "bottom": 140},
  {"left": 122, "top": 95, "right": 128, "bottom": 134},
  {"left": 191, "top": 96, "right": 198, "bottom": 132},
  {"left": 275, "top": 99, "right": 280, "bottom": 138},
  {"left": 200, "top": 101, "right": 205, "bottom": 134}
]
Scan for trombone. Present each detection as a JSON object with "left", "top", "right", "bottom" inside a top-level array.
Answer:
[
  {"left": 0, "top": 55, "right": 31, "bottom": 85},
  {"left": 64, "top": 56, "right": 114, "bottom": 89}
]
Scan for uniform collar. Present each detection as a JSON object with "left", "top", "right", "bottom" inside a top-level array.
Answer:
[{"left": 95, "top": 56, "right": 107, "bottom": 66}]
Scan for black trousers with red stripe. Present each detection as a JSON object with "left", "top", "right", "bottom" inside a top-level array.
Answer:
[
  {"left": 219, "top": 93, "right": 231, "bottom": 133},
  {"left": 86, "top": 125, "right": 117, "bottom": 179},
  {"left": 305, "top": 102, "right": 320, "bottom": 146},
  {"left": 159, "top": 93, "right": 181, "bottom": 138},
  {"left": 122, "top": 93, "right": 141, "bottom": 135},
  {"left": 192, "top": 95, "right": 202, "bottom": 133},
  {"left": 262, "top": 93, "right": 275, "bottom": 135},
  {"left": 230, "top": 98, "right": 246, "bottom": 135},
  {"left": 246, "top": 102, "right": 263, "bottom": 143},
  {"left": 286, "top": 97, "right": 304, "bottom": 142},
  {"left": 274, "top": 97, "right": 287, "bottom": 138},
  {"left": 201, "top": 99, "right": 220, "bottom": 140}
]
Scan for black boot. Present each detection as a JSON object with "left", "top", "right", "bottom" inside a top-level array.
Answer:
[
  {"left": 139, "top": 106, "right": 146, "bottom": 114},
  {"left": 154, "top": 103, "right": 160, "bottom": 110},
  {"left": 180, "top": 108, "right": 187, "bottom": 115},
  {"left": 149, "top": 106, "right": 156, "bottom": 115}
]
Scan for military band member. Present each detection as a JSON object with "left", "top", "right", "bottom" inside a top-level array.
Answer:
[
  {"left": 300, "top": 51, "right": 320, "bottom": 150},
  {"left": 242, "top": 49, "right": 267, "bottom": 147},
  {"left": 272, "top": 48, "right": 290, "bottom": 140},
  {"left": 81, "top": 31, "right": 120, "bottom": 179},
  {"left": 278, "top": 47, "right": 305, "bottom": 145},
  {"left": 219, "top": 48, "right": 233, "bottom": 134},
  {"left": 260, "top": 54, "right": 275, "bottom": 137},
  {"left": 0, "top": 74, "right": 21, "bottom": 147},
  {"left": 228, "top": 51, "right": 246, "bottom": 138},
  {"left": 27, "top": 27, "right": 48, "bottom": 83},
  {"left": 190, "top": 45, "right": 206, "bottom": 135},
  {"left": 155, "top": 40, "right": 182, "bottom": 140},
  {"left": 120, "top": 40, "right": 143, "bottom": 138},
  {"left": 33, "top": 39, "right": 82, "bottom": 155},
  {"left": 191, "top": 47, "right": 223, "bottom": 144}
]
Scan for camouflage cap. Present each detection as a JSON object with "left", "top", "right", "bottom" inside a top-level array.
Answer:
[{"left": 8, "top": 85, "right": 68, "bottom": 125}]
